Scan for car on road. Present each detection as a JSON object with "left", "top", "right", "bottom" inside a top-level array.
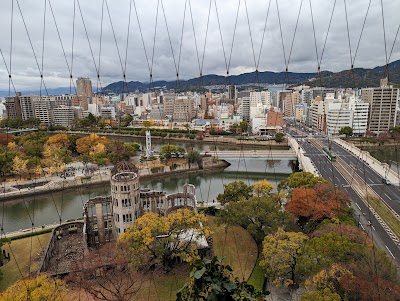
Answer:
[{"left": 381, "top": 178, "right": 391, "bottom": 185}]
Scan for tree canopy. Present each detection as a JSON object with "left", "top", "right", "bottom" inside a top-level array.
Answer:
[
  {"left": 339, "top": 126, "right": 353, "bottom": 137},
  {"left": 218, "top": 195, "right": 292, "bottom": 243},
  {"left": 118, "top": 209, "right": 211, "bottom": 270},
  {"left": 177, "top": 257, "right": 266, "bottom": 301},
  {"left": 0, "top": 274, "right": 67, "bottom": 301},
  {"left": 285, "top": 182, "right": 350, "bottom": 232},
  {"left": 278, "top": 171, "right": 327, "bottom": 192},
  {"left": 260, "top": 228, "right": 308, "bottom": 287},
  {"left": 253, "top": 179, "right": 273, "bottom": 196},
  {"left": 216, "top": 180, "right": 253, "bottom": 204}
]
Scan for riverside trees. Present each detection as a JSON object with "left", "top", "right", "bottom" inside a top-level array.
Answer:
[{"left": 216, "top": 174, "right": 400, "bottom": 299}]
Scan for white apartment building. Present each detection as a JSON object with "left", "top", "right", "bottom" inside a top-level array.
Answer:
[
  {"left": 326, "top": 101, "right": 352, "bottom": 135},
  {"left": 53, "top": 106, "right": 74, "bottom": 127},
  {"left": 349, "top": 96, "right": 369, "bottom": 135},
  {"left": 101, "top": 106, "right": 116, "bottom": 119},
  {"left": 250, "top": 91, "right": 271, "bottom": 107},
  {"left": 362, "top": 78, "right": 399, "bottom": 133},
  {"left": 33, "top": 97, "right": 53, "bottom": 125}
]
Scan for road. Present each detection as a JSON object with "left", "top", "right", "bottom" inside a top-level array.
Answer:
[{"left": 287, "top": 128, "right": 400, "bottom": 265}]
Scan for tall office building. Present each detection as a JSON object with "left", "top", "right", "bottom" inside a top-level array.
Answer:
[
  {"left": 76, "top": 78, "right": 93, "bottom": 98},
  {"left": 76, "top": 77, "right": 92, "bottom": 110},
  {"left": 228, "top": 85, "right": 236, "bottom": 101},
  {"left": 362, "top": 78, "right": 399, "bottom": 133},
  {"left": 5, "top": 93, "right": 22, "bottom": 119}
]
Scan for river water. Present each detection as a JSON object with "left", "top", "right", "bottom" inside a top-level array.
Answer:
[{"left": 0, "top": 158, "right": 292, "bottom": 233}]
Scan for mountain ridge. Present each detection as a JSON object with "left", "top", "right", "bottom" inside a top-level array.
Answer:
[{"left": 1, "top": 60, "right": 399, "bottom": 96}]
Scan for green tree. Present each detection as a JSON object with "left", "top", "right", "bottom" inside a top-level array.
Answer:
[
  {"left": 239, "top": 119, "right": 248, "bottom": 134},
  {"left": 274, "top": 132, "right": 284, "bottom": 143},
  {"left": 216, "top": 180, "right": 252, "bottom": 204},
  {"left": 177, "top": 257, "right": 267, "bottom": 301},
  {"left": 186, "top": 149, "right": 201, "bottom": 167},
  {"left": 218, "top": 196, "right": 292, "bottom": 243},
  {"left": 260, "top": 228, "right": 308, "bottom": 287},
  {"left": 278, "top": 171, "right": 327, "bottom": 192},
  {"left": 159, "top": 144, "right": 179, "bottom": 161},
  {"left": 296, "top": 232, "right": 366, "bottom": 281},
  {"left": 339, "top": 126, "right": 353, "bottom": 137}
]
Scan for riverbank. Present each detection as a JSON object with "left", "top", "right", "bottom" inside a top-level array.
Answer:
[
  {"left": 0, "top": 158, "right": 231, "bottom": 202},
  {"left": 54, "top": 130, "right": 290, "bottom": 149}
]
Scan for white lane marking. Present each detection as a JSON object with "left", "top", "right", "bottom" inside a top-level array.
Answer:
[
  {"left": 384, "top": 193, "right": 392, "bottom": 200},
  {"left": 385, "top": 246, "right": 395, "bottom": 258},
  {"left": 356, "top": 203, "right": 362, "bottom": 210},
  {"left": 368, "top": 177, "right": 373, "bottom": 183}
]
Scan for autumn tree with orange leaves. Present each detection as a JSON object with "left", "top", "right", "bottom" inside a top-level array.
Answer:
[{"left": 285, "top": 182, "right": 350, "bottom": 232}]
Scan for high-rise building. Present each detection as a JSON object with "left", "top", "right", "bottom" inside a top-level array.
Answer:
[
  {"left": 76, "top": 77, "right": 92, "bottom": 98},
  {"left": 228, "top": 85, "right": 236, "bottom": 101},
  {"left": 5, "top": 93, "right": 22, "bottom": 119},
  {"left": 53, "top": 106, "right": 75, "bottom": 127},
  {"left": 362, "top": 78, "right": 399, "bottom": 133}
]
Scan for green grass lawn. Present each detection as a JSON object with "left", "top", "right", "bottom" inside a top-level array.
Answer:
[
  {"left": 0, "top": 232, "right": 51, "bottom": 291},
  {"left": 208, "top": 216, "right": 258, "bottom": 281},
  {"left": 247, "top": 256, "right": 265, "bottom": 292}
]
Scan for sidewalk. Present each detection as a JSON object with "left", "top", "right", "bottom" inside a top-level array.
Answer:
[{"left": 334, "top": 138, "right": 399, "bottom": 186}]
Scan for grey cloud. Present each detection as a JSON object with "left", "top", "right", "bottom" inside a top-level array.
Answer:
[{"left": 0, "top": 0, "right": 399, "bottom": 91}]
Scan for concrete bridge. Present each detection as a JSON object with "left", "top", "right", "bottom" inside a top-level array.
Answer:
[{"left": 200, "top": 149, "right": 298, "bottom": 160}]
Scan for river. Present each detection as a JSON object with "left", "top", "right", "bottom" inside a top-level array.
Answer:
[{"left": 0, "top": 158, "right": 292, "bottom": 233}]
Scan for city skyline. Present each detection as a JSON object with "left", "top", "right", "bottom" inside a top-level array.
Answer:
[{"left": 0, "top": 0, "right": 399, "bottom": 91}]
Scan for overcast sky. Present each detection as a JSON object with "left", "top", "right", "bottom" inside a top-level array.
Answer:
[{"left": 0, "top": 0, "right": 399, "bottom": 91}]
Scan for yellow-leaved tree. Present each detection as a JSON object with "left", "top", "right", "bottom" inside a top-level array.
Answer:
[
  {"left": 118, "top": 209, "right": 211, "bottom": 270},
  {"left": 0, "top": 274, "right": 67, "bottom": 301},
  {"left": 12, "top": 155, "right": 28, "bottom": 179},
  {"left": 260, "top": 228, "right": 308, "bottom": 288},
  {"left": 42, "top": 134, "right": 72, "bottom": 174},
  {"left": 253, "top": 179, "right": 274, "bottom": 196}
]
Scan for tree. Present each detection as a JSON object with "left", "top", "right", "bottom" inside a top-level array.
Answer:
[
  {"left": 275, "top": 132, "right": 284, "bottom": 143},
  {"left": 299, "top": 288, "right": 341, "bottom": 301},
  {"left": 216, "top": 180, "right": 252, "bottom": 205},
  {"left": 0, "top": 274, "right": 67, "bottom": 301},
  {"left": 260, "top": 228, "right": 308, "bottom": 287},
  {"left": 378, "top": 131, "right": 390, "bottom": 144},
  {"left": 176, "top": 257, "right": 267, "bottom": 301},
  {"left": 46, "top": 133, "right": 70, "bottom": 149},
  {"left": 286, "top": 182, "right": 350, "bottom": 232},
  {"left": 218, "top": 196, "right": 292, "bottom": 243},
  {"left": 42, "top": 134, "right": 72, "bottom": 173},
  {"left": 118, "top": 209, "right": 210, "bottom": 270},
  {"left": 76, "top": 133, "right": 109, "bottom": 159},
  {"left": 253, "top": 179, "right": 273, "bottom": 196},
  {"left": 106, "top": 141, "right": 139, "bottom": 164},
  {"left": 67, "top": 243, "right": 142, "bottom": 301},
  {"left": 12, "top": 155, "right": 28, "bottom": 179},
  {"left": 296, "top": 232, "right": 368, "bottom": 281},
  {"left": 0, "top": 133, "right": 13, "bottom": 146},
  {"left": 159, "top": 144, "right": 179, "bottom": 161},
  {"left": 239, "top": 119, "right": 248, "bottom": 134},
  {"left": 278, "top": 171, "right": 327, "bottom": 192},
  {"left": 186, "top": 149, "right": 201, "bottom": 167},
  {"left": 339, "top": 126, "right": 353, "bottom": 137}
]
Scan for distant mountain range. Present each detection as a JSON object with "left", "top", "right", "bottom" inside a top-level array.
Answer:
[
  {"left": 103, "top": 60, "right": 400, "bottom": 93},
  {"left": 1, "top": 60, "right": 399, "bottom": 97}
]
